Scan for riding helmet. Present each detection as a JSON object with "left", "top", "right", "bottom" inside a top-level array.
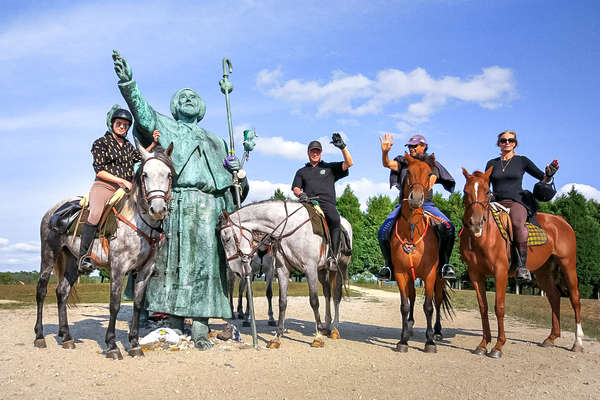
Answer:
[{"left": 111, "top": 108, "right": 133, "bottom": 124}]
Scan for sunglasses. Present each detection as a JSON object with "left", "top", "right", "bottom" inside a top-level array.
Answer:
[
  {"left": 408, "top": 144, "right": 422, "bottom": 149},
  {"left": 499, "top": 138, "right": 516, "bottom": 144}
]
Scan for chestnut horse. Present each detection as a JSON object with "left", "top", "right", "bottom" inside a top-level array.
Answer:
[
  {"left": 390, "top": 153, "right": 452, "bottom": 353},
  {"left": 460, "top": 167, "right": 583, "bottom": 358}
]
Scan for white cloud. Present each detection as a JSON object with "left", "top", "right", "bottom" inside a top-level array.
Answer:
[
  {"left": 336, "top": 178, "right": 396, "bottom": 211},
  {"left": 0, "top": 238, "right": 8, "bottom": 246},
  {"left": 257, "top": 66, "right": 516, "bottom": 125},
  {"left": 254, "top": 135, "right": 339, "bottom": 160},
  {"left": 245, "top": 180, "right": 294, "bottom": 203},
  {"left": 556, "top": 183, "right": 600, "bottom": 202}
]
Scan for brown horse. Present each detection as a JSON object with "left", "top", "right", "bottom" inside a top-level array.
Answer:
[
  {"left": 390, "top": 153, "right": 452, "bottom": 353},
  {"left": 460, "top": 167, "right": 584, "bottom": 358}
]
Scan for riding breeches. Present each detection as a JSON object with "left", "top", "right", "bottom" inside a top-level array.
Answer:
[
  {"left": 86, "top": 180, "right": 119, "bottom": 225},
  {"left": 319, "top": 201, "right": 341, "bottom": 255},
  {"left": 499, "top": 199, "right": 528, "bottom": 243},
  {"left": 378, "top": 202, "right": 454, "bottom": 244}
]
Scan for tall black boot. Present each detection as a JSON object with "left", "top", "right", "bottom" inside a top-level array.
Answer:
[
  {"left": 78, "top": 223, "right": 97, "bottom": 274},
  {"left": 328, "top": 226, "right": 341, "bottom": 271},
  {"left": 376, "top": 238, "right": 393, "bottom": 281},
  {"left": 436, "top": 223, "right": 456, "bottom": 280},
  {"left": 515, "top": 242, "right": 531, "bottom": 282}
]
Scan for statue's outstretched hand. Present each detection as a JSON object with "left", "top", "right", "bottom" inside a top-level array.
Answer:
[{"left": 112, "top": 50, "right": 132, "bottom": 83}]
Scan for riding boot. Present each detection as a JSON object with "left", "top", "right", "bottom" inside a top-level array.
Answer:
[
  {"left": 436, "top": 223, "right": 456, "bottom": 280},
  {"left": 515, "top": 242, "right": 531, "bottom": 282},
  {"left": 328, "top": 226, "right": 341, "bottom": 271},
  {"left": 376, "top": 239, "right": 393, "bottom": 281},
  {"left": 78, "top": 223, "right": 97, "bottom": 274}
]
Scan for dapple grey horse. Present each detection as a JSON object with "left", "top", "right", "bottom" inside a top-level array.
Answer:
[
  {"left": 34, "top": 143, "right": 174, "bottom": 359},
  {"left": 227, "top": 243, "right": 276, "bottom": 327},
  {"left": 220, "top": 199, "right": 352, "bottom": 348}
]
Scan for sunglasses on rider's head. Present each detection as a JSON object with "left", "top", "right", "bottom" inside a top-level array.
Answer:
[{"left": 499, "top": 138, "right": 516, "bottom": 144}]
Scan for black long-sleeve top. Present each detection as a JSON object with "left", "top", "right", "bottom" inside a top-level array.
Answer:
[{"left": 485, "top": 155, "right": 545, "bottom": 204}]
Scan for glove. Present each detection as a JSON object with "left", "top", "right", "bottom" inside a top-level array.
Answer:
[
  {"left": 223, "top": 155, "right": 241, "bottom": 172},
  {"left": 298, "top": 192, "right": 309, "bottom": 202},
  {"left": 545, "top": 159, "right": 559, "bottom": 177},
  {"left": 331, "top": 132, "right": 346, "bottom": 150}
]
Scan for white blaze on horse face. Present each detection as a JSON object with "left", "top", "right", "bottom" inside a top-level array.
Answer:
[
  {"left": 143, "top": 158, "right": 171, "bottom": 220},
  {"left": 474, "top": 182, "right": 479, "bottom": 202}
]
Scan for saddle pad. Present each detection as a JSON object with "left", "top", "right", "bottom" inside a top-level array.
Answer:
[
  {"left": 490, "top": 207, "right": 547, "bottom": 247},
  {"left": 68, "top": 194, "right": 129, "bottom": 239},
  {"left": 302, "top": 203, "right": 326, "bottom": 239}
]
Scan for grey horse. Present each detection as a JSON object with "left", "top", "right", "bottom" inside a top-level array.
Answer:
[
  {"left": 34, "top": 143, "right": 174, "bottom": 359},
  {"left": 220, "top": 199, "right": 352, "bottom": 348},
  {"left": 227, "top": 243, "right": 276, "bottom": 327}
]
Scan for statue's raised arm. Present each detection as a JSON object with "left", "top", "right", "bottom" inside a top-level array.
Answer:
[{"left": 112, "top": 50, "right": 157, "bottom": 139}]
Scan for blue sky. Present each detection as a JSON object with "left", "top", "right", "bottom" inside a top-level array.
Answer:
[{"left": 1, "top": 0, "right": 599, "bottom": 272}]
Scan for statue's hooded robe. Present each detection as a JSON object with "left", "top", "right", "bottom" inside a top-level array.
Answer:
[{"left": 119, "top": 81, "right": 248, "bottom": 318}]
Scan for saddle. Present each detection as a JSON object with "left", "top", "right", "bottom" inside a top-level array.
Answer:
[
  {"left": 490, "top": 202, "right": 547, "bottom": 247},
  {"left": 301, "top": 202, "right": 352, "bottom": 258}
]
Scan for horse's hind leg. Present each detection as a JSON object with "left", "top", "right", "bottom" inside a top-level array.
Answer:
[
  {"left": 557, "top": 253, "right": 584, "bottom": 352},
  {"left": 266, "top": 269, "right": 276, "bottom": 327},
  {"left": 330, "top": 269, "right": 343, "bottom": 339},
  {"left": 395, "top": 273, "right": 411, "bottom": 352},
  {"left": 535, "top": 262, "right": 561, "bottom": 347},
  {"left": 433, "top": 278, "right": 444, "bottom": 341},
  {"left": 469, "top": 272, "right": 491, "bottom": 355},
  {"left": 307, "top": 269, "right": 325, "bottom": 347},
  {"left": 422, "top": 272, "right": 437, "bottom": 353},
  {"left": 56, "top": 253, "right": 78, "bottom": 349},
  {"left": 34, "top": 248, "right": 58, "bottom": 348}
]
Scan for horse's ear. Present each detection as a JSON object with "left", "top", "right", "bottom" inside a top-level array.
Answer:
[
  {"left": 462, "top": 167, "right": 471, "bottom": 179},
  {"left": 166, "top": 142, "right": 174, "bottom": 157},
  {"left": 136, "top": 139, "right": 152, "bottom": 161},
  {"left": 484, "top": 166, "right": 494, "bottom": 179}
]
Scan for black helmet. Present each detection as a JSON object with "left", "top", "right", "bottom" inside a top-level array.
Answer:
[
  {"left": 533, "top": 180, "right": 556, "bottom": 202},
  {"left": 111, "top": 109, "right": 133, "bottom": 124}
]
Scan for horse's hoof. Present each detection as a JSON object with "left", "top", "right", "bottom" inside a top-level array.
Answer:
[
  {"left": 266, "top": 340, "right": 280, "bottom": 349},
  {"left": 128, "top": 347, "right": 144, "bottom": 358},
  {"left": 268, "top": 320, "right": 277, "bottom": 327},
  {"left": 571, "top": 342, "right": 584, "bottom": 353},
  {"left": 330, "top": 328, "right": 341, "bottom": 340},
  {"left": 242, "top": 321, "right": 251, "bottom": 327},
  {"left": 319, "top": 328, "right": 331, "bottom": 337},
  {"left": 424, "top": 344, "right": 437, "bottom": 353},
  {"left": 311, "top": 339, "right": 325, "bottom": 348},
  {"left": 62, "top": 340, "right": 76, "bottom": 349},
  {"left": 106, "top": 349, "right": 123, "bottom": 360},
  {"left": 395, "top": 343, "right": 408, "bottom": 353},
  {"left": 486, "top": 349, "right": 502, "bottom": 359},
  {"left": 472, "top": 346, "right": 487, "bottom": 356},
  {"left": 433, "top": 333, "right": 443, "bottom": 341},
  {"left": 34, "top": 338, "right": 47, "bottom": 348},
  {"left": 541, "top": 339, "right": 554, "bottom": 348}
]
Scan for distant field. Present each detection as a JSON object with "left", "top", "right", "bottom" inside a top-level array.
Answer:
[{"left": 352, "top": 282, "right": 600, "bottom": 341}]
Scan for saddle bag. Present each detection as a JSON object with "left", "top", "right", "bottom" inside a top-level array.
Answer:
[
  {"left": 49, "top": 199, "right": 83, "bottom": 233},
  {"left": 533, "top": 179, "right": 557, "bottom": 202}
]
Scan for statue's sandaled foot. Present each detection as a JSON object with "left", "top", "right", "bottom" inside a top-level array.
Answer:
[
  {"left": 34, "top": 338, "right": 47, "bottom": 348},
  {"left": 194, "top": 337, "right": 214, "bottom": 350},
  {"left": 128, "top": 347, "right": 144, "bottom": 357},
  {"left": 106, "top": 348, "right": 123, "bottom": 360},
  {"left": 62, "top": 339, "right": 76, "bottom": 349}
]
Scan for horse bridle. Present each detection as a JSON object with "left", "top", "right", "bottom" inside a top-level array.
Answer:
[
  {"left": 463, "top": 183, "right": 492, "bottom": 229},
  {"left": 139, "top": 157, "right": 173, "bottom": 206}
]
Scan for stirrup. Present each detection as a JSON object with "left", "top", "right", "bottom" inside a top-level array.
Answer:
[
  {"left": 516, "top": 267, "right": 531, "bottom": 282},
  {"left": 327, "top": 256, "right": 338, "bottom": 272},
  {"left": 78, "top": 255, "right": 95, "bottom": 275},
  {"left": 440, "top": 264, "right": 456, "bottom": 280},
  {"left": 376, "top": 266, "right": 392, "bottom": 281}
]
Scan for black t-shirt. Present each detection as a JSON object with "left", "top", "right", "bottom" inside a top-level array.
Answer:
[
  {"left": 485, "top": 155, "right": 545, "bottom": 203},
  {"left": 292, "top": 161, "right": 348, "bottom": 205}
]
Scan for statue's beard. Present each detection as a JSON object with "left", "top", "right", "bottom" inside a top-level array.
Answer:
[{"left": 177, "top": 105, "right": 199, "bottom": 121}]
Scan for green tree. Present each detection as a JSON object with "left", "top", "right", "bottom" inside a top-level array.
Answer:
[
  {"left": 336, "top": 185, "right": 368, "bottom": 276},
  {"left": 272, "top": 188, "right": 288, "bottom": 200},
  {"left": 433, "top": 192, "right": 467, "bottom": 281}
]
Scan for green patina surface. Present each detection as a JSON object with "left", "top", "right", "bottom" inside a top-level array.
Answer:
[{"left": 115, "top": 52, "right": 248, "bottom": 318}]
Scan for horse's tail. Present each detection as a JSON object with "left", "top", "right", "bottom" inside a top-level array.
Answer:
[{"left": 438, "top": 279, "right": 455, "bottom": 320}]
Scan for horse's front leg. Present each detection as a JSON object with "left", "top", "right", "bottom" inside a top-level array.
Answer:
[
  {"left": 105, "top": 268, "right": 126, "bottom": 360},
  {"left": 56, "top": 256, "right": 78, "bottom": 349},
  {"left": 407, "top": 276, "right": 416, "bottom": 338},
  {"left": 128, "top": 264, "right": 154, "bottom": 357},
  {"left": 330, "top": 268, "right": 343, "bottom": 340},
  {"left": 238, "top": 276, "right": 247, "bottom": 323},
  {"left": 267, "top": 265, "right": 289, "bottom": 349},
  {"left": 395, "top": 273, "right": 411, "bottom": 352},
  {"left": 469, "top": 271, "right": 491, "bottom": 355},
  {"left": 241, "top": 276, "right": 252, "bottom": 327},
  {"left": 433, "top": 277, "right": 444, "bottom": 341},
  {"left": 488, "top": 268, "right": 508, "bottom": 358},
  {"left": 318, "top": 269, "right": 332, "bottom": 336},
  {"left": 266, "top": 268, "right": 276, "bottom": 327},
  {"left": 423, "top": 270, "right": 437, "bottom": 353},
  {"left": 307, "top": 268, "right": 325, "bottom": 347}
]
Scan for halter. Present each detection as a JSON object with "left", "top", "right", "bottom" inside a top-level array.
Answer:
[
  {"left": 139, "top": 156, "right": 173, "bottom": 208},
  {"left": 462, "top": 181, "right": 493, "bottom": 249}
]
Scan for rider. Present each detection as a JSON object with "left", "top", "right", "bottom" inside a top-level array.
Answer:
[
  {"left": 292, "top": 133, "right": 353, "bottom": 268},
  {"left": 377, "top": 133, "right": 456, "bottom": 281},
  {"left": 485, "top": 130, "right": 558, "bottom": 281},
  {"left": 78, "top": 106, "right": 159, "bottom": 273}
]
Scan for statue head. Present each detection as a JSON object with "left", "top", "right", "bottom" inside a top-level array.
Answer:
[{"left": 170, "top": 88, "right": 206, "bottom": 122}]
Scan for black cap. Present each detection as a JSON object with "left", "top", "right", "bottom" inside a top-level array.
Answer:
[{"left": 308, "top": 140, "right": 322, "bottom": 151}]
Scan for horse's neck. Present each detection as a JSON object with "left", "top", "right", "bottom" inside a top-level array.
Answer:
[
  {"left": 238, "top": 201, "right": 304, "bottom": 234},
  {"left": 397, "top": 203, "right": 428, "bottom": 239},
  {"left": 122, "top": 187, "right": 160, "bottom": 233}
]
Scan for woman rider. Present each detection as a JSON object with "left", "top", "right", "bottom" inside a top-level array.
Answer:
[
  {"left": 377, "top": 133, "right": 456, "bottom": 281},
  {"left": 485, "top": 130, "right": 558, "bottom": 281},
  {"left": 78, "top": 106, "right": 159, "bottom": 273}
]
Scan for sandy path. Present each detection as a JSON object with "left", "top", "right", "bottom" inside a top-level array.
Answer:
[{"left": 0, "top": 286, "right": 598, "bottom": 400}]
